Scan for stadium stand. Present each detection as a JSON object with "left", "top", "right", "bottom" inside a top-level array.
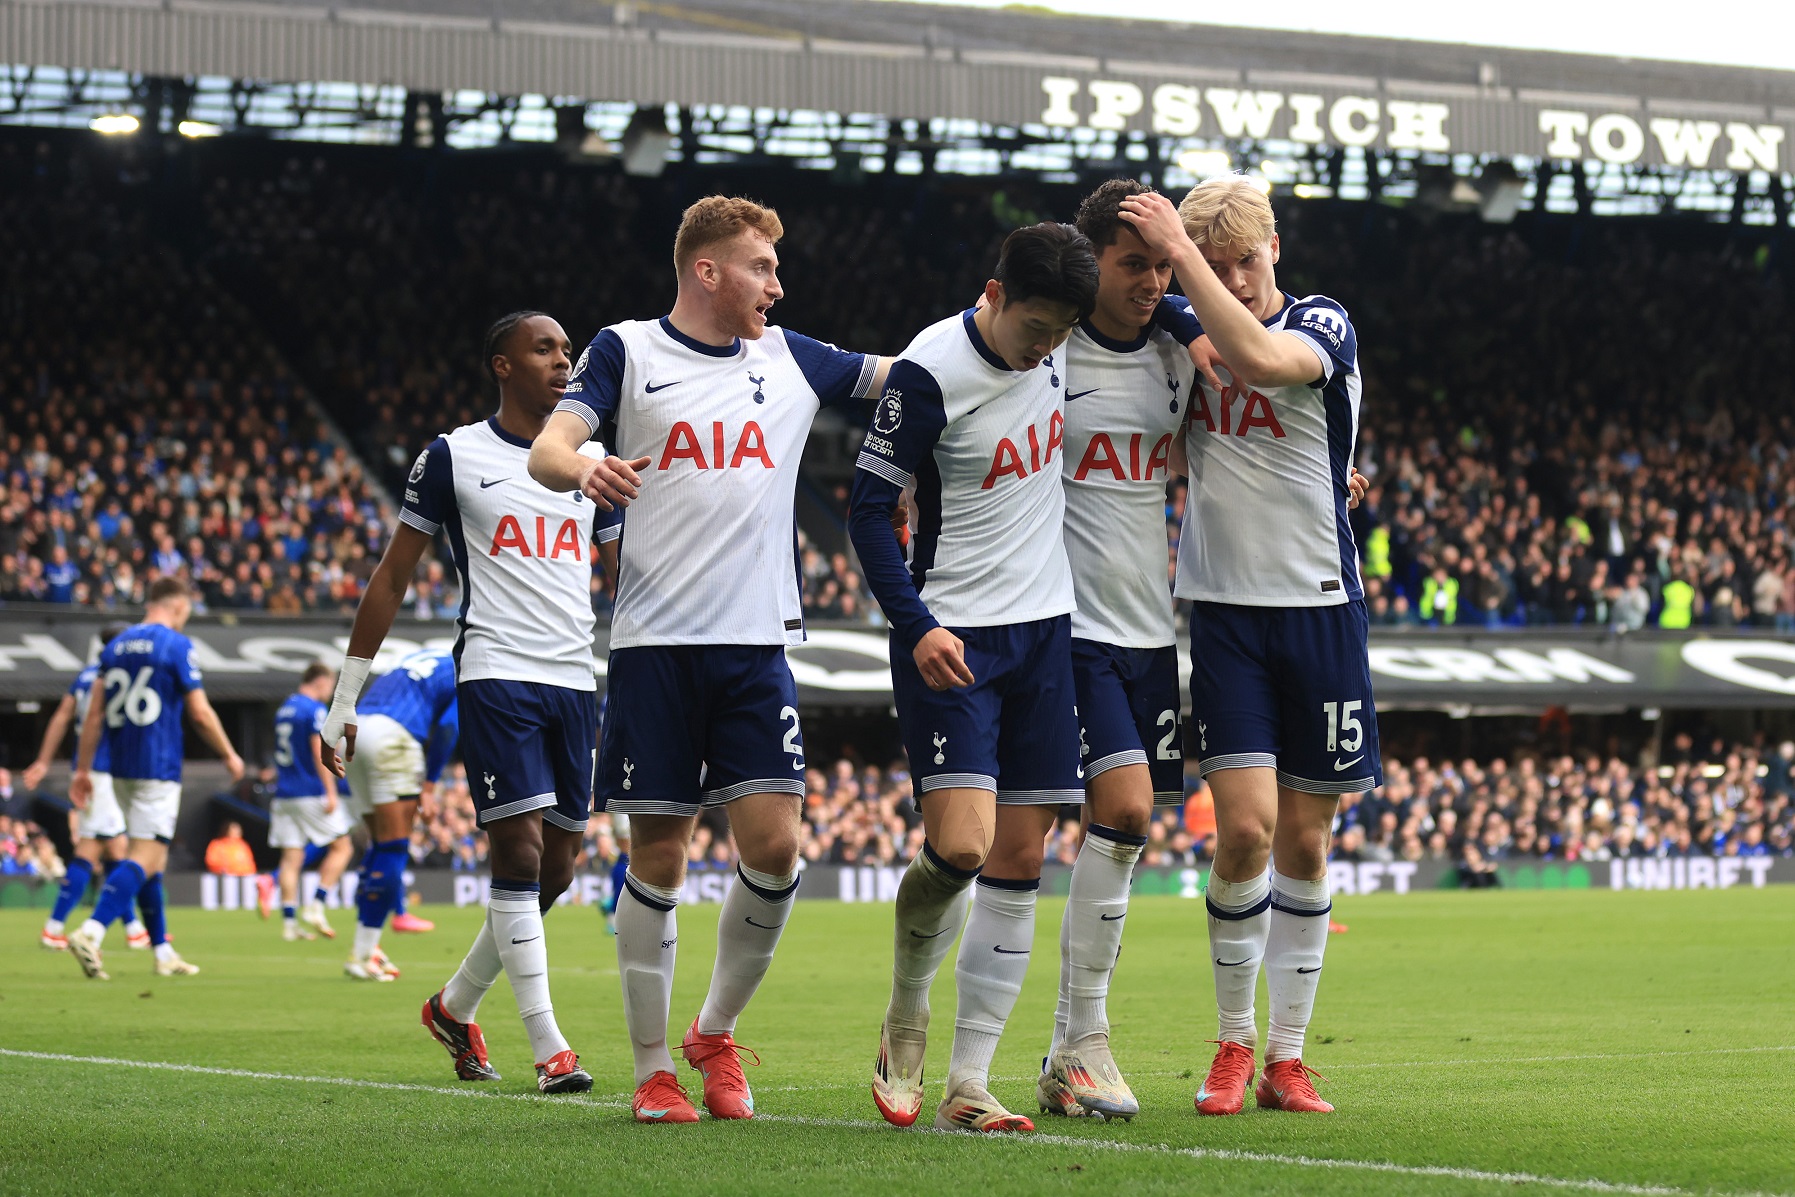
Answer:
[
  {"left": 3, "top": 129, "right": 1792, "bottom": 874},
  {"left": 6, "top": 131, "right": 1791, "bottom": 630},
  {"left": 0, "top": 136, "right": 394, "bottom": 615}
]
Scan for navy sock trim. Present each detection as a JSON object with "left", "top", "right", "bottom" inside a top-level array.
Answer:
[
  {"left": 489, "top": 878, "right": 541, "bottom": 895},
  {"left": 622, "top": 874, "right": 677, "bottom": 913},
  {"left": 735, "top": 865, "right": 800, "bottom": 903},
  {"left": 1270, "top": 896, "right": 1333, "bottom": 917},
  {"left": 1087, "top": 823, "right": 1149, "bottom": 847},
  {"left": 1206, "top": 892, "right": 1273, "bottom": 921},
  {"left": 375, "top": 838, "right": 409, "bottom": 853},
  {"left": 976, "top": 874, "right": 1041, "bottom": 892},
  {"left": 921, "top": 840, "right": 980, "bottom": 882}
]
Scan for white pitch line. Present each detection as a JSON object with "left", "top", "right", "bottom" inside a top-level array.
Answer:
[{"left": 2, "top": 1049, "right": 1784, "bottom": 1197}]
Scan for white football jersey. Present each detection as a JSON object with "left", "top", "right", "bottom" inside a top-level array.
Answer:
[
  {"left": 559, "top": 318, "right": 875, "bottom": 649},
  {"left": 850, "top": 310, "right": 1075, "bottom": 638},
  {"left": 1060, "top": 321, "right": 1194, "bottom": 647},
  {"left": 1175, "top": 293, "right": 1364, "bottom": 607},
  {"left": 400, "top": 418, "right": 604, "bottom": 690}
]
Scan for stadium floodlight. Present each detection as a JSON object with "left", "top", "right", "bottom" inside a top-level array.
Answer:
[
  {"left": 1176, "top": 148, "right": 1231, "bottom": 177},
  {"left": 89, "top": 113, "right": 139, "bottom": 136},
  {"left": 178, "top": 121, "right": 222, "bottom": 139},
  {"left": 1293, "top": 183, "right": 1334, "bottom": 199},
  {"left": 1477, "top": 161, "right": 1528, "bottom": 224},
  {"left": 621, "top": 107, "right": 674, "bottom": 178}
]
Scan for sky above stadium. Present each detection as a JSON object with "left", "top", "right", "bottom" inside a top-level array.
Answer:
[{"left": 886, "top": 0, "right": 1795, "bottom": 72}]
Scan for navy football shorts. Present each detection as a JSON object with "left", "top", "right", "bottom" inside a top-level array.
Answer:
[
  {"left": 598, "top": 644, "right": 806, "bottom": 816},
  {"left": 1071, "top": 639, "right": 1185, "bottom": 806},
  {"left": 1187, "top": 599, "right": 1382, "bottom": 794},
  {"left": 458, "top": 678, "right": 597, "bottom": 832},
  {"left": 892, "top": 614, "right": 1083, "bottom": 805}
]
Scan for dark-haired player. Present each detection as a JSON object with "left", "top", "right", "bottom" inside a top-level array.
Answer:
[
  {"left": 531, "top": 196, "right": 893, "bottom": 1124},
  {"left": 320, "top": 311, "right": 633, "bottom": 1092},
  {"left": 1032, "top": 179, "right": 1196, "bottom": 1121},
  {"left": 27, "top": 622, "right": 153, "bottom": 952},
  {"left": 67, "top": 579, "right": 244, "bottom": 979},
  {"left": 270, "top": 662, "right": 353, "bottom": 945},
  {"left": 850, "top": 222, "right": 1099, "bottom": 1133}
]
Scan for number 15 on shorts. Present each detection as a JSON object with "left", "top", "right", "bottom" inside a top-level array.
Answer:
[{"left": 1322, "top": 700, "right": 1364, "bottom": 754}]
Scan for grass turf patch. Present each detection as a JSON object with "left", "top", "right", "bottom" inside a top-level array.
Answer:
[{"left": 1, "top": 888, "right": 1791, "bottom": 1195}]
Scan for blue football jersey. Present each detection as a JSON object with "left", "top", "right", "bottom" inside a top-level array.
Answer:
[
  {"left": 273, "top": 692, "right": 328, "bottom": 798},
  {"left": 360, "top": 650, "right": 458, "bottom": 748},
  {"left": 69, "top": 665, "right": 111, "bottom": 775},
  {"left": 97, "top": 623, "right": 203, "bottom": 782}
]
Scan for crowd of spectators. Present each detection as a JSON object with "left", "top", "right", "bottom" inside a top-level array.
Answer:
[
  {"left": 9, "top": 132, "right": 1794, "bottom": 630},
  {"left": 1316, "top": 209, "right": 1795, "bottom": 633},
  {"left": 0, "top": 136, "right": 395, "bottom": 615}
]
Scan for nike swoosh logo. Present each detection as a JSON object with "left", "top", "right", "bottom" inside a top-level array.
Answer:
[
  {"left": 511, "top": 936, "right": 539, "bottom": 944},
  {"left": 910, "top": 927, "right": 952, "bottom": 939},
  {"left": 1332, "top": 756, "right": 1365, "bottom": 771},
  {"left": 479, "top": 478, "right": 508, "bottom": 489},
  {"left": 644, "top": 381, "right": 681, "bottom": 393},
  {"left": 1215, "top": 958, "right": 1250, "bottom": 967},
  {"left": 744, "top": 917, "right": 780, "bottom": 929},
  {"left": 1065, "top": 388, "right": 1099, "bottom": 401},
  {"left": 1296, "top": 966, "right": 1321, "bottom": 974},
  {"left": 993, "top": 945, "right": 1029, "bottom": 954},
  {"left": 1099, "top": 913, "right": 1125, "bottom": 921}
]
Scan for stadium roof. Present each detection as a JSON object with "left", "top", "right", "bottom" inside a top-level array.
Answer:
[{"left": 5, "top": 0, "right": 1795, "bottom": 168}]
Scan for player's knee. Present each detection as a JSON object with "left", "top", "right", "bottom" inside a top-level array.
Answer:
[
  {"left": 1275, "top": 825, "right": 1332, "bottom": 877},
  {"left": 738, "top": 831, "right": 800, "bottom": 878},
  {"left": 539, "top": 868, "right": 573, "bottom": 906},
  {"left": 985, "top": 838, "right": 1044, "bottom": 880},
  {"left": 628, "top": 836, "right": 688, "bottom": 889},
  {"left": 488, "top": 841, "right": 542, "bottom": 882},
  {"left": 930, "top": 797, "right": 995, "bottom": 872},
  {"left": 1099, "top": 802, "right": 1152, "bottom": 840}
]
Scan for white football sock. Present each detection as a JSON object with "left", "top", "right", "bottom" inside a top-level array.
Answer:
[
  {"left": 441, "top": 915, "right": 503, "bottom": 1022},
  {"left": 44, "top": 918, "right": 64, "bottom": 936},
  {"left": 698, "top": 865, "right": 798, "bottom": 1036},
  {"left": 1048, "top": 904, "right": 1070, "bottom": 1061},
  {"left": 79, "top": 917, "right": 107, "bottom": 945},
  {"left": 126, "top": 919, "right": 147, "bottom": 938},
  {"left": 352, "top": 923, "right": 382, "bottom": 963},
  {"left": 615, "top": 871, "right": 681, "bottom": 1084},
  {"left": 948, "top": 877, "right": 1038, "bottom": 1090},
  {"left": 153, "top": 942, "right": 177, "bottom": 964},
  {"left": 1264, "top": 870, "right": 1331, "bottom": 1063},
  {"left": 487, "top": 884, "right": 570, "bottom": 1063},
  {"left": 1206, "top": 868, "right": 1271, "bottom": 1048},
  {"left": 888, "top": 844, "right": 975, "bottom": 1031},
  {"left": 1063, "top": 825, "right": 1145, "bottom": 1043}
]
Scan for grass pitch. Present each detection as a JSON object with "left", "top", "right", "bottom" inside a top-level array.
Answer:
[{"left": 2, "top": 887, "right": 1792, "bottom": 1196}]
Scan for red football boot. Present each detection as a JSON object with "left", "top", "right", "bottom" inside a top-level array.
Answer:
[{"left": 1194, "top": 1040, "right": 1256, "bottom": 1115}]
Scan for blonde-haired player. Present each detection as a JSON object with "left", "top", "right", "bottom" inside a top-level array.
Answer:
[
  {"left": 1122, "top": 179, "right": 1380, "bottom": 1116},
  {"left": 532, "top": 195, "right": 896, "bottom": 1124}
]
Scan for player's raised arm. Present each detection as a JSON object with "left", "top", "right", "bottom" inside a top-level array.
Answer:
[
  {"left": 22, "top": 692, "right": 76, "bottom": 791},
  {"left": 846, "top": 360, "right": 973, "bottom": 691},
  {"left": 1120, "top": 191, "right": 1324, "bottom": 389}
]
